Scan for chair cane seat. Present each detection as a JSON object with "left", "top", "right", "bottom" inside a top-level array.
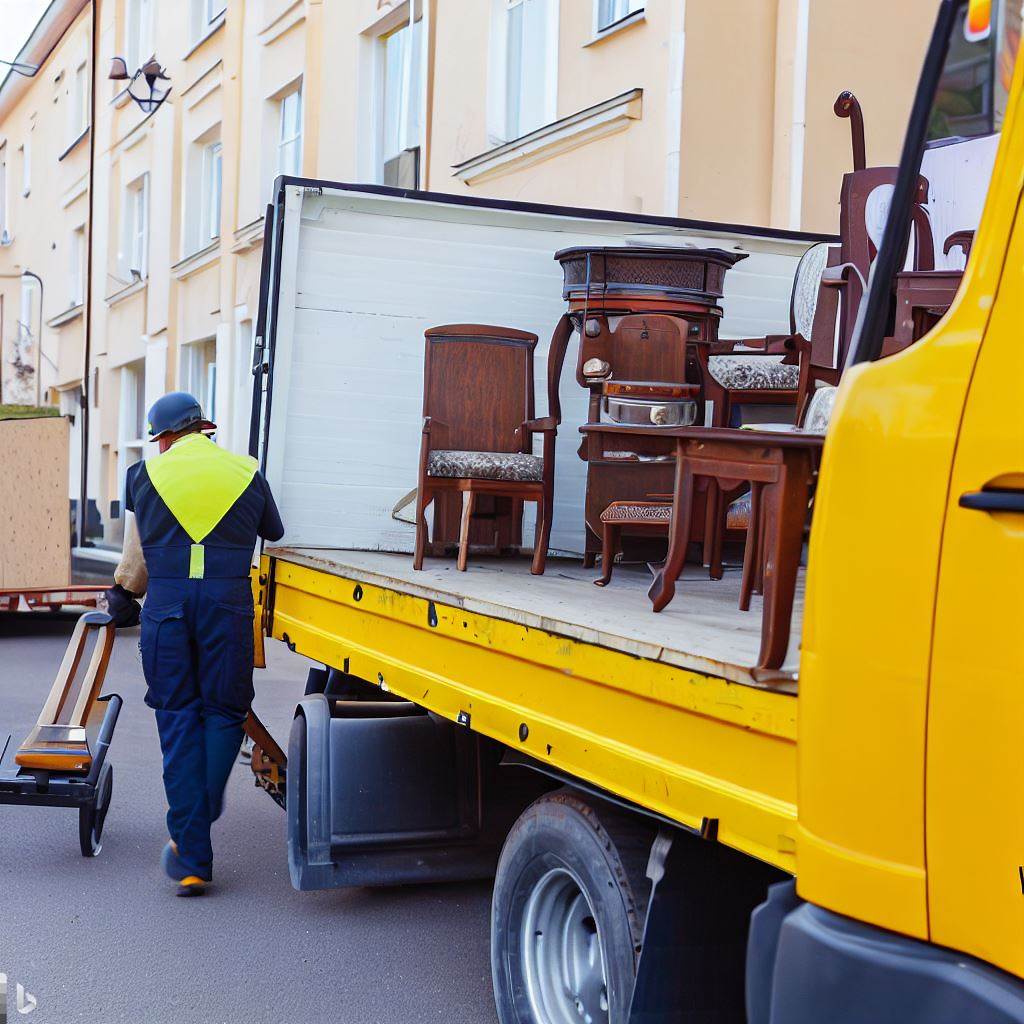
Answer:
[{"left": 426, "top": 449, "right": 544, "bottom": 483}]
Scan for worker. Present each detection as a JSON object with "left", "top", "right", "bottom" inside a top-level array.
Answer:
[{"left": 104, "top": 392, "right": 284, "bottom": 896}]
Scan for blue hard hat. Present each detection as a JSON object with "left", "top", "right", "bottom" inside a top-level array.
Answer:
[{"left": 147, "top": 392, "right": 215, "bottom": 439}]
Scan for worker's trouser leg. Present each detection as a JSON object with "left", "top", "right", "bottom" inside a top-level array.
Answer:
[{"left": 140, "top": 577, "right": 255, "bottom": 880}]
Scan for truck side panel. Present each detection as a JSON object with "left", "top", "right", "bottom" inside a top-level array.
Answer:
[{"left": 265, "top": 555, "right": 799, "bottom": 873}]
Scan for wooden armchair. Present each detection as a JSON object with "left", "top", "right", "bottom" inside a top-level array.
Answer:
[
  {"left": 413, "top": 323, "right": 568, "bottom": 575},
  {"left": 695, "top": 240, "right": 832, "bottom": 429}
]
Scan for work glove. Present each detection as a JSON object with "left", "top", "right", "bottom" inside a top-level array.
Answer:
[{"left": 104, "top": 584, "right": 142, "bottom": 628}]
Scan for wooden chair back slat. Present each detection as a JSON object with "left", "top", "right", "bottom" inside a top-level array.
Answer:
[{"left": 423, "top": 325, "right": 537, "bottom": 454}]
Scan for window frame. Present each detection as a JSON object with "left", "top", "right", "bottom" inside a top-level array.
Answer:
[
  {"left": 487, "top": 0, "right": 559, "bottom": 146},
  {"left": 19, "top": 131, "right": 31, "bottom": 197},
  {"left": 182, "top": 338, "right": 217, "bottom": 421},
  {"left": 69, "top": 61, "right": 89, "bottom": 144},
  {"left": 125, "top": 0, "right": 154, "bottom": 74},
  {"left": 378, "top": 15, "right": 424, "bottom": 185},
  {"left": 277, "top": 88, "right": 303, "bottom": 179},
  {"left": 199, "top": 139, "right": 223, "bottom": 248},
  {"left": 191, "top": 0, "right": 227, "bottom": 44},
  {"left": 70, "top": 224, "right": 86, "bottom": 307},
  {"left": 120, "top": 173, "right": 149, "bottom": 281},
  {"left": 594, "top": 0, "right": 643, "bottom": 34},
  {"left": 0, "top": 145, "right": 7, "bottom": 238}
]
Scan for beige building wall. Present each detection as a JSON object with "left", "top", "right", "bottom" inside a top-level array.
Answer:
[
  {"left": 0, "top": 0, "right": 93, "bottom": 513},
  {"left": 1, "top": 0, "right": 942, "bottom": 554}
]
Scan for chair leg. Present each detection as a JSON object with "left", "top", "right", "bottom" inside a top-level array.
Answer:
[
  {"left": 457, "top": 491, "right": 475, "bottom": 572},
  {"left": 739, "top": 484, "right": 762, "bottom": 611},
  {"left": 595, "top": 523, "right": 621, "bottom": 587},
  {"left": 531, "top": 493, "right": 552, "bottom": 576},
  {"left": 413, "top": 486, "right": 431, "bottom": 570},
  {"left": 710, "top": 490, "right": 726, "bottom": 581}
]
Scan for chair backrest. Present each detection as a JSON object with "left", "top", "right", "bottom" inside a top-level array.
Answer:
[
  {"left": 801, "top": 384, "right": 838, "bottom": 434},
  {"left": 837, "top": 166, "right": 933, "bottom": 355},
  {"left": 422, "top": 324, "right": 537, "bottom": 453},
  {"left": 789, "top": 241, "right": 833, "bottom": 339}
]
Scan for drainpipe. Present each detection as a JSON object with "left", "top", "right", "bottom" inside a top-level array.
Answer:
[
  {"left": 663, "top": 0, "right": 686, "bottom": 217},
  {"left": 788, "top": 0, "right": 810, "bottom": 230}
]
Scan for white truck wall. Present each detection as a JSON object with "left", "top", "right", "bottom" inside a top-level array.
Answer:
[{"left": 264, "top": 188, "right": 818, "bottom": 555}]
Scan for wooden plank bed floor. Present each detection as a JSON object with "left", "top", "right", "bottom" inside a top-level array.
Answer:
[{"left": 267, "top": 547, "right": 804, "bottom": 688}]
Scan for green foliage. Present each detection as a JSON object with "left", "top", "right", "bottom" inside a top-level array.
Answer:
[{"left": 0, "top": 404, "right": 61, "bottom": 421}]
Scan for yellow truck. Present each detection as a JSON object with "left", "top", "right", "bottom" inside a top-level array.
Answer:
[{"left": 248, "top": 2, "right": 1023, "bottom": 1020}]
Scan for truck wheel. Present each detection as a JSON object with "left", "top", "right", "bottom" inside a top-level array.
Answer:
[{"left": 491, "top": 789, "right": 652, "bottom": 1024}]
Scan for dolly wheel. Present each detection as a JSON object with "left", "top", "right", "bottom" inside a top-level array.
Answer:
[{"left": 79, "top": 762, "right": 113, "bottom": 857}]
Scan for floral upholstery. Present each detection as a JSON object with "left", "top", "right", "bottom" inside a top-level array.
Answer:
[
  {"left": 600, "top": 501, "right": 671, "bottom": 524},
  {"left": 426, "top": 449, "right": 543, "bottom": 483},
  {"left": 707, "top": 354, "right": 800, "bottom": 391},
  {"left": 803, "top": 385, "right": 837, "bottom": 435}
]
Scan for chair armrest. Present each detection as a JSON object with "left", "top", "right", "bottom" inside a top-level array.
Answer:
[
  {"left": 523, "top": 416, "right": 558, "bottom": 433},
  {"left": 422, "top": 416, "right": 450, "bottom": 434},
  {"left": 724, "top": 334, "right": 795, "bottom": 353}
]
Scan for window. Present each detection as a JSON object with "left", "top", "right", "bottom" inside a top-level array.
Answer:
[
  {"left": 193, "top": 140, "right": 222, "bottom": 249},
  {"left": 380, "top": 18, "right": 422, "bottom": 186},
  {"left": 489, "top": 0, "right": 558, "bottom": 144},
  {"left": 596, "top": 0, "right": 643, "bottom": 32},
  {"left": 118, "top": 361, "right": 146, "bottom": 530},
  {"left": 928, "top": 0, "right": 1022, "bottom": 142},
  {"left": 70, "top": 61, "right": 88, "bottom": 141},
  {"left": 183, "top": 339, "right": 217, "bottom": 421},
  {"left": 277, "top": 89, "right": 303, "bottom": 178},
  {"left": 70, "top": 225, "right": 86, "bottom": 307},
  {"left": 0, "top": 146, "right": 7, "bottom": 240},
  {"left": 125, "top": 0, "right": 154, "bottom": 74},
  {"left": 19, "top": 132, "right": 31, "bottom": 196},
  {"left": 120, "top": 175, "right": 149, "bottom": 280},
  {"left": 191, "top": 0, "right": 226, "bottom": 43}
]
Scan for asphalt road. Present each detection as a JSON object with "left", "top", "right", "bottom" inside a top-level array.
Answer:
[{"left": 0, "top": 615, "right": 497, "bottom": 1024}]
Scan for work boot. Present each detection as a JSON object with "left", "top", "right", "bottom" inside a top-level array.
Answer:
[{"left": 161, "top": 840, "right": 209, "bottom": 897}]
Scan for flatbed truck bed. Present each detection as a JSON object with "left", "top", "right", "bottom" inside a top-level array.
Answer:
[{"left": 263, "top": 546, "right": 799, "bottom": 873}]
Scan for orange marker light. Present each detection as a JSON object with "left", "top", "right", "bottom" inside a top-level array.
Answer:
[{"left": 966, "top": 0, "right": 992, "bottom": 41}]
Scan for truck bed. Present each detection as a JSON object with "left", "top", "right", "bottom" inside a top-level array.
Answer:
[
  {"left": 263, "top": 546, "right": 801, "bottom": 872},
  {"left": 269, "top": 548, "right": 803, "bottom": 687}
]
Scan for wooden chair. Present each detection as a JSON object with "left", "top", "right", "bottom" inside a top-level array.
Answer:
[
  {"left": 695, "top": 240, "right": 832, "bottom": 430},
  {"left": 15, "top": 611, "right": 116, "bottom": 773},
  {"left": 413, "top": 323, "right": 566, "bottom": 575}
]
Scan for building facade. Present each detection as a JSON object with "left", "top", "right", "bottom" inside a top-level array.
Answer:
[{"left": 1, "top": 0, "right": 948, "bottom": 558}]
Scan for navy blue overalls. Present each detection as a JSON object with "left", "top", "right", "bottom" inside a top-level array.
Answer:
[{"left": 126, "top": 433, "right": 284, "bottom": 880}]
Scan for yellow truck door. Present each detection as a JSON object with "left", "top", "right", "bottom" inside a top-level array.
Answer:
[{"left": 926, "top": 208, "right": 1024, "bottom": 978}]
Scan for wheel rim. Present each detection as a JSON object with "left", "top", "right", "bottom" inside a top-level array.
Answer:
[{"left": 520, "top": 868, "right": 609, "bottom": 1024}]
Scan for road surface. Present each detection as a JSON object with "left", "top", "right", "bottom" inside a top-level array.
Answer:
[{"left": 0, "top": 614, "right": 497, "bottom": 1024}]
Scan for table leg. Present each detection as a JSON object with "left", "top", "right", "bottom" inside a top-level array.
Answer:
[
  {"left": 756, "top": 453, "right": 812, "bottom": 669},
  {"left": 649, "top": 455, "right": 694, "bottom": 613}
]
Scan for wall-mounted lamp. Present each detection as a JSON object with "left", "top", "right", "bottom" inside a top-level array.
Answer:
[
  {"left": 109, "top": 55, "right": 171, "bottom": 114},
  {"left": 0, "top": 58, "right": 39, "bottom": 78}
]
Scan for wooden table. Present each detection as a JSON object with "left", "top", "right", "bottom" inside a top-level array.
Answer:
[{"left": 581, "top": 423, "right": 823, "bottom": 671}]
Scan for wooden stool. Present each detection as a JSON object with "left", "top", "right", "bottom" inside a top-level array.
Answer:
[{"left": 595, "top": 501, "right": 672, "bottom": 587}]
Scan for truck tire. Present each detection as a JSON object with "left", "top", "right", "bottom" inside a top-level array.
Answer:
[{"left": 491, "top": 789, "right": 653, "bottom": 1024}]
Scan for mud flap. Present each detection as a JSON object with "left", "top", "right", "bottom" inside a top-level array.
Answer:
[{"left": 287, "top": 693, "right": 500, "bottom": 889}]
